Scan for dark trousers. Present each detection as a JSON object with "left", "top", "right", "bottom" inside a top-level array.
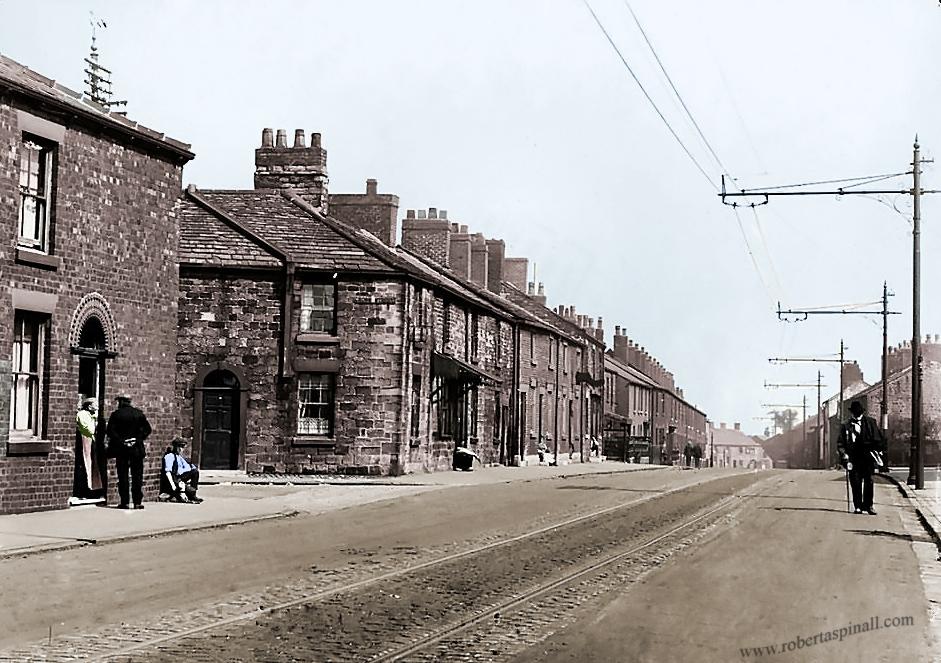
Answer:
[
  {"left": 116, "top": 453, "right": 145, "bottom": 506},
  {"left": 179, "top": 468, "right": 199, "bottom": 494},
  {"left": 849, "top": 464, "right": 874, "bottom": 510}
]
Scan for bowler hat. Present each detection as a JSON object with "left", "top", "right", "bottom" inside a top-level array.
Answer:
[{"left": 115, "top": 393, "right": 132, "bottom": 403}]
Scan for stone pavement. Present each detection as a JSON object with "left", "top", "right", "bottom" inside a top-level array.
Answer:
[
  {"left": 887, "top": 466, "right": 941, "bottom": 545},
  {"left": 0, "top": 460, "right": 667, "bottom": 558}
]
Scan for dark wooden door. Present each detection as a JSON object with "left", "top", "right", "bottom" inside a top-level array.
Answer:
[{"left": 200, "top": 370, "right": 240, "bottom": 470}]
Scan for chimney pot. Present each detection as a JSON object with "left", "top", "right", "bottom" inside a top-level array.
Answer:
[
  {"left": 261, "top": 127, "right": 274, "bottom": 148},
  {"left": 366, "top": 179, "right": 378, "bottom": 195},
  {"left": 406, "top": 209, "right": 416, "bottom": 219},
  {"left": 615, "top": 325, "right": 621, "bottom": 336},
  {"left": 734, "top": 422, "right": 741, "bottom": 431},
  {"left": 293, "top": 129, "right": 306, "bottom": 148},
  {"left": 428, "top": 207, "right": 438, "bottom": 219},
  {"left": 418, "top": 210, "right": 427, "bottom": 219},
  {"left": 537, "top": 282, "right": 545, "bottom": 296},
  {"left": 527, "top": 281, "right": 535, "bottom": 295},
  {"left": 310, "top": 132, "right": 322, "bottom": 148},
  {"left": 459, "top": 224, "right": 468, "bottom": 234},
  {"left": 451, "top": 222, "right": 459, "bottom": 233},
  {"left": 597, "top": 316, "right": 603, "bottom": 329},
  {"left": 720, "top": 422, "right": 727, "bottom": 429},
  {"left": 275, "top": 129, "right": 288, "bottom": 148},
  {"left": 440, "top": 210, "right": 448, "bottom": 219}
]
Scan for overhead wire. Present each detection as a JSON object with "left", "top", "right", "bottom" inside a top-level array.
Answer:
[
  {"left": 741, "top": 172, "right": 909, "bottom": 193},
  {"left": 580, "top": 0, "right": 718, "bottom": 191},
  {"left": 621, "top": 0, "right": 733, "bottom": 184},
  {"left": 615, "top": 0, "right": 783, "bottom": 303}
]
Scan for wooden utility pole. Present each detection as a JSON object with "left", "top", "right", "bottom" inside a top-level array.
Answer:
[{"left": 909, "top": 140, "right": 925, "bottom": 489}]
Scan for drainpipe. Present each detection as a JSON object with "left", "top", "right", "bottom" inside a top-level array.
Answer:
[
  {"left": 553, "top": 335, "right": 560, "bottom": 465},
  {"left": 394, "top": 280, "right": 412, "bottom": 476},
  {"left": 280, "top": 262, "right": 296, "bottom": 378},
  {"left": 513, "top": 323, "right": 522, "bottom": 466}
]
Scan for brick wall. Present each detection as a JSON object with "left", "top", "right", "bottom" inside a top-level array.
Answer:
[
  {"left": 402, "top": 217, "right": 450, "bottom": 267},
  {"left": 406, "top": 288, "right": 514, "bottom": 472},
  {"left": 0, "top": 95, "right": 186, "bottom": 513},
  {"left": 329, "top": 179, "right": 400, "bottom": 247}
]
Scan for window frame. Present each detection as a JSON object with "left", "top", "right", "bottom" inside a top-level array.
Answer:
[
  {"left": 17, "top": 133, "right": 56, "bottom": 254},
  {"left": 9, "top": 310, "right": 49, "bottom": 444},
  {"left": 299, "top": 282, "right": 337, "bottom": 335},
  {"left": 296, "top": 372, "right": 335, "bottom": 437}
]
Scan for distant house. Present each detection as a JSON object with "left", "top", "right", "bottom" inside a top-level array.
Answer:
[
  {"left": 0, "top": 55, "right": 193, "bottom": 513},
  {"left": 711, "top": 422, "right": 771, "bottom": 470}
]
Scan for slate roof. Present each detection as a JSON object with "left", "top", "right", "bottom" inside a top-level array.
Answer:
[
  {"left": 0, "top": 53, "right": 193, "bottom": 161},
  {"left": 604, "top": 353, "right": 660, "bottom": 389},
  {"left": 180, "top": 189, "right": 395, "bottom": 273},
  {"left": 712, "top": 425, "right": 764, "bottom": 448},
  {"left": 397, "top": 247, "right": 572, "bottom": 339},
  {"left": 177, "top": 197, "right": 281, "bottom": 268},
  {"left": 503, "top": 284, "right": 604, "bottom": 349}
]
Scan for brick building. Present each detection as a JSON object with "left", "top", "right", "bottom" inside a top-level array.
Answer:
[
  {"left": 0, "top": 55, "right": 193, "bottom": 513},
  {"left": 711, "top": 422, "right": 772, "bottom": 469},
  {"left": 176, "top": 129, "right": 519, "bottom": 475},
  {"left": 604, "top": 349, "right": 657, "bottom": 462},
  {"left": 400, "top": 212, "right": 606, "bottom": 466},
  {"left": 604, "top": 327, "right": 707, "bottom": 464}
]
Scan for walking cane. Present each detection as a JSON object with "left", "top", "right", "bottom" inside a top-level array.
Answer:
[{"left": 845, "top": 463, "right": 851, "bottom": 513}]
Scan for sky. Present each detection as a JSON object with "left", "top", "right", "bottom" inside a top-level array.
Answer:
[{"left": 2, "top": 0, "right": 939, "bottom": 435}]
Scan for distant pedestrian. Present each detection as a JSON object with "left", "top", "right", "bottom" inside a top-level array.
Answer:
[
  {"left": 683, "top": 442, "right": 693, "bottom": 468},
  {"left": 537, "top": 439, "right": 548, "bottom": 464},
  {"left": 692, "top": 444, "right": 703, "bottom": 469},
  {"left": 590, "top": 436, "right": 599, "bottom": 458},
  {"left": 106, "top": 393, "right": 152, "bottom": 510},
  {"left": 71, "top": 397, "right": 105, "bottom": 505},
  {"left": 837, "top": 400, "right": 885, "bottom": 515}
]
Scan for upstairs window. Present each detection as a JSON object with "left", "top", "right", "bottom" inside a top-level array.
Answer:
[
  {"left": 18, "top": 135, "right": 55, "bottom": 253},
  {"left": 470, "top": 312, "right": 479, "bottom": 361},
  {"left": 300, "top": 283, "right": 335, "bottom": 333}
]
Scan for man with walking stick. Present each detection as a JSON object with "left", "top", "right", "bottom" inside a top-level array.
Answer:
[{"left": 837, "top": 400, "right": 886, "bottom": 515}]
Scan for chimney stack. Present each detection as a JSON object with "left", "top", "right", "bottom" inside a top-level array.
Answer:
[
  {"left": 401, "top": 210, "right": 451, "bottom": 267},
  {"left": 255, "top": 127, "right": 329, "bottom": 211},
  {"left": 261, "top": 127, "right": 274, "bottom": 148},
  {"left": 486, "top": 239, "right": 505, "bottom": 294},
  {"left": 329, "top": 179, "right": 400, "bottom": 246},
  {"left": 734, "top": 422, "right": 741, "bottom": 431},
  {"left": 534, "top": 282, "right": 546, "bottom": 306}
]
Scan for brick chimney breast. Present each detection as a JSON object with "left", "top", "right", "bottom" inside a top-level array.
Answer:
[
  {"left": 504, "top": 258, "right": 529, "bottom": 291},
  {"left": 470, "top": 234, "right": 488, "bottom": 287},
  {"left": 329, "top": 179, "right": 400, "bottom": 246},
  {"left": 402, "top": 217, "right": 451, "bottom": 267},
  {"left": 449, "top": 228, "right": 472, "bottom": 279},
  {"left": 734, "top": 422, "right": 741, "bottom": 431},
  {"left": 485, "top": 239, "right": 505, "bottom": 293}
]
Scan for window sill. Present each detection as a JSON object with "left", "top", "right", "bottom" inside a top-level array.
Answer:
[
  {"left": 290, "top": 435, "right": 335, "bottom": 447},
  {"left": 295, "top": 333, "right": 339, "bottom": 345},
  {"left": 7, "top": 437, "right": 52, "bottom": 455},
  {"left": 15, "top": 247, "right": 60, "bottom": 270}
]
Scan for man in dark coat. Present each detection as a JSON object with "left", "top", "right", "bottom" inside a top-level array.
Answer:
[
  {"left": 837, "top": 400, "right": 886, "bottom": 515},
  {"left": 106, "top": 393, "right": 152, "bottom": 509}
]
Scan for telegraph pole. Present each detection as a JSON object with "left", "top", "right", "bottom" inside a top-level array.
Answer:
[
  {"left": 881, "top": 283, "right": 890, "bottom": 443},
  {"left": 721, "top": 141, "right": 931, "bottom": 481},
  {"left": 909, "top": 139, "right": 925, "bottom": 489},
  {"left": 817, "top": 371, "right": 822, "bottom": 468}
]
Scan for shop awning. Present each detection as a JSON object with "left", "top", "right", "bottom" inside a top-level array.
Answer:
[{"left": 431, "top": 351, "right": 501, "bottom": 385}]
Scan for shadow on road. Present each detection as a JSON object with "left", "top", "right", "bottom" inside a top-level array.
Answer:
[
  {"left": 761, "top": 506, "right": 848, "bottom": 514},
  {"left": 845, "top": 528, "right": 930, "bottom": 543}
]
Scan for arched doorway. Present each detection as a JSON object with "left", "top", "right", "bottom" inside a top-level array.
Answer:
[
  {"left": 72, "top": 315, "right": 111, "bottom": 502},
  {"left": 199, "top": 369, "right": 241, "bottom": 470}
]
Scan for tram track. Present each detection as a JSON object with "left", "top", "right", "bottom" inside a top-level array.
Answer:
[{"left": 0, "top": 470, "right": 771, "bottom": 663}]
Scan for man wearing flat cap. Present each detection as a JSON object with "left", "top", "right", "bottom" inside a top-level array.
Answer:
[
  {"left": 837, "top": 400, "right": 886, "bottom": 515},
  {"left": 106, "top": 393, "right": 152, "bottom": 509}
]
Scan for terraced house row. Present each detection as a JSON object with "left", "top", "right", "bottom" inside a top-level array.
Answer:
[{"left": 0, "top": 55, "right": 706, "bottom": 513}]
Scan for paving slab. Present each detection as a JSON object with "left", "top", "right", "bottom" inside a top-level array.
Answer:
[{"left": 0, "top": 461, "right": 671, "bottom": 558}]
